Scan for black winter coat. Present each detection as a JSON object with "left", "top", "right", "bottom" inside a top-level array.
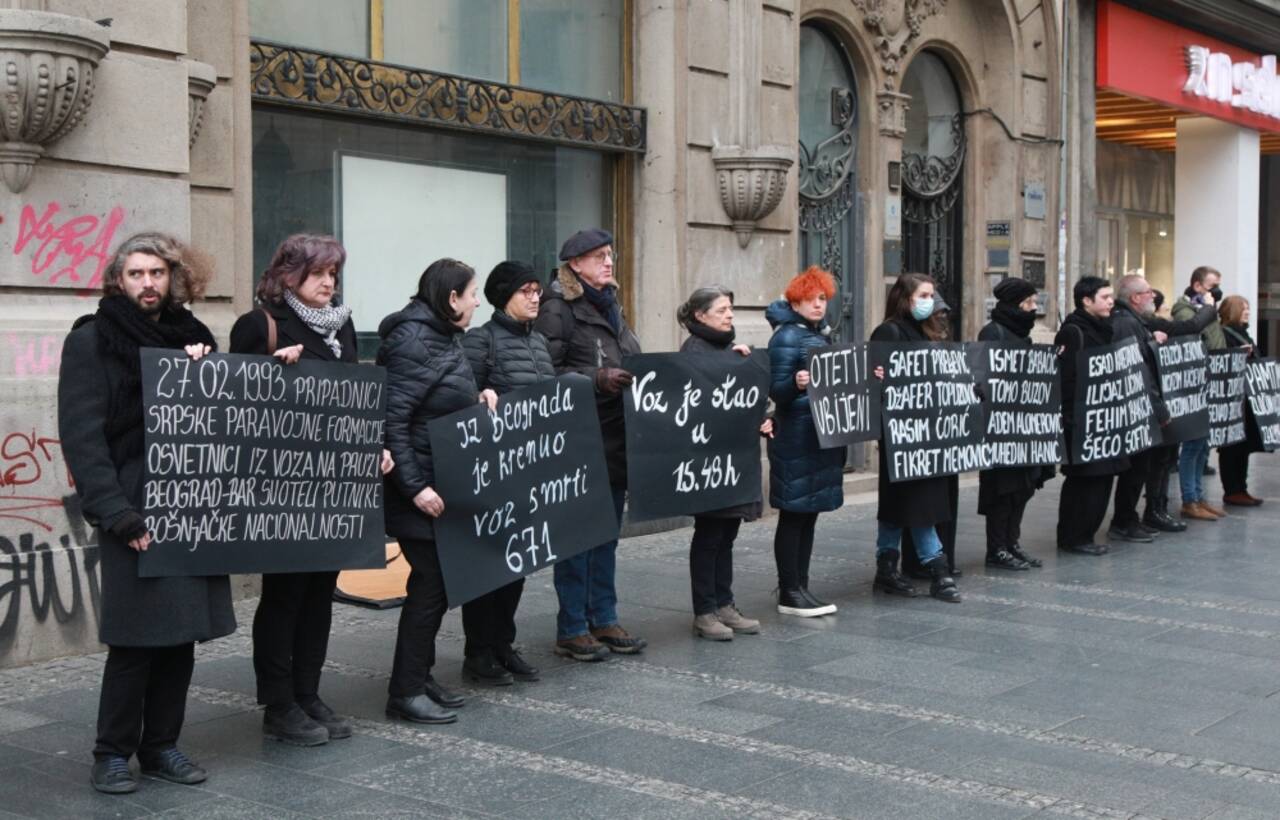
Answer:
[
  {"left": 681, "top": 329, "right": 763, "bottom": 521},
  {"left": 377, "top": 299, "right": 479, "bottom": 541},
  {"left": 765, "top": 300, "right": 845, "bottom": 513},
  {"left": 977, "top": 310, "right": 1044, "bottom": 511},
  {"left": 57, "top": 318, "right": 235, "bottom": 647},
  {"left": 230, "top": 301, "right": 358, "bottom": 364},
  {"left": 462, "top": 311, "right": 556, "bottom": 396},
  {"left": 1056, "top": 308, "right": 1129, "bottom": 477},
  {"left": 870, "top": 316, "right": 952, "bottom": 528},
  {"left": 534, "top": 267, "right": 642, "bottom": 487}
]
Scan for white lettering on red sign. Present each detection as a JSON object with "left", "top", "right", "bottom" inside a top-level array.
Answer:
[{"left": 1183, "top": 45, "right": 1280, "bottom": 120}]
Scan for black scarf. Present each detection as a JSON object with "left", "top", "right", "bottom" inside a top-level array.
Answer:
[
  {"left": 93, "top": 295, "right": 216, "bottom": 446},
  {"left": 991, "top": 301, "right": 1036, "bottom": 338},
  {"left": 578, "top": 276, "right": 621, "bottom": 333},
  {"left": 685, "top": 320, "right": 735, "bottom": 349}
]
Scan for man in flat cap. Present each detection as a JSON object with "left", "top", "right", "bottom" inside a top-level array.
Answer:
[{"left": 535, "top": 228, "right": 647, "bottom": 661}]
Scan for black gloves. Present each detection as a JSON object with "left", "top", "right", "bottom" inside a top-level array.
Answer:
[{"left": 595, "top": 367, "right": 634, "bottom": 396}]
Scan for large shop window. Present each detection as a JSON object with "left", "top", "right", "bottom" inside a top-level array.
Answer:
[
  {"left": 252, "top": 110, "right": 612, "bottom": 356},
  {"left": 249, "top": 0, "right": 369, "bottom": 57}
]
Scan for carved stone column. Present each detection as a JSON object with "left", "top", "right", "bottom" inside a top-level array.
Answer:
[
  {"left": 186, "top": 59, "right": 217, "bottom": 148},
  {"left": 0, "top": 9, "right": 110, "bottom": 192}
]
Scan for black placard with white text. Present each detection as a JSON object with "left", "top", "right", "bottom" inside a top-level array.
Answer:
[
  {"left": 806, "top": 343, "right": 879, "bottom": 448},
  {"left": 1206, "top": 348, "right": 1249, "bottom": 448},
  {"left": 138, "top": 349, "right": 387, "bottom": 577},
  {"left": 1245, "top": 358, "right": 1280, "bottom": 452},
  {"left": 874, "top": 342, "right": 993, "bottom": 482},
  {"left": 1154, "top": 335, "right": 1210, "bottom": 443},
  {"left": 428, "top": 375, "right": 617, "bottom": 607},
  {"left": 1070, "top": 337, "right": 1160, "bottom": 464},
  {"left": 623, "top": 351, "right": 770, "bottom": 520},
  {"left": 971, "top": 342, "right": 1063, "bottom": 467}
]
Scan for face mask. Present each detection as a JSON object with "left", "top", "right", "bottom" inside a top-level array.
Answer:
[
  {"left": 911, "top": 298, "right": 934, "bottom": 321},
  {"left": 1211, "top": 286, "right": 1224, "bottom": 303}
]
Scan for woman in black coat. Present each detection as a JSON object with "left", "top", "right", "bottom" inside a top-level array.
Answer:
[
  {"left": 976, "top": 277, "right": 1046, "bottom": 570},
  {"left": 231, "top": 234, "right": 390, "bottom": 747},
  {"left": 678, "top": 286, "right": 772, "bottom": 639},
  {"left": 380, "top": 258, "right": 497, "bottom": 725},
  {"left": 766, "top": 267, "right": 846, "bottom": 618},
  {"left": 869, "top": 273, "right": 960, "bottom": 603},
  {"left": 457, "top": 261, "right": 555, "bottom": 684},
  {"left": 1218, "top": 296, "right": 1266, "bottom": 506}
]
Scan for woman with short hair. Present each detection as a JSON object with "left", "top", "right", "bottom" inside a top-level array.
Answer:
[{"left": 1218, "top": 295, "right": 1265, "bottom": 507}]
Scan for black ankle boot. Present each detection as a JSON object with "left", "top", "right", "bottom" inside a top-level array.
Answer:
[
  {"left": 926, "top": 557, "right": 961, "bottom": 603},
  {"left": 873, "top": 551, "right": 918, "bottom": 597},
  {"left": 463, "top": 651, "right": 515, "bottom": 686}
]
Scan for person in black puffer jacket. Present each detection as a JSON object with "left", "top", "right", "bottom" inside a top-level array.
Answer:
[
  {"left": 977, "top": 277, "right": 1048, "bottom": 571},
  {"left": 380, "top": 259, "right": 497, "bottom": 727},
  {"left": 766, "top": 267, "right": 846, "bottom": 618},
  {"left": 458, "top": 261, "right": 555, "bottom": 686},
  {"left": 678, "top": 285, "right": 773, "bottom": 640},
  {"left": 869, "top": 273, "right": 959, "bottom": 604}
]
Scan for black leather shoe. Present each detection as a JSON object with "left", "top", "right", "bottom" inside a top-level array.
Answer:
[
  {"left": 464, "top": 652, "right": 515, "bottom": 686},
  {"left": 139, "top": 747, "right": 207, "bottom": 785},
  {"left": 263, "top": 703, "right": 329, "bottom": 746},
  {"left": 926, "top": 557, "right": 961, "bottom": 603},
  {"left": 1143, "top": 511, "right": 1187, "bottom": 533},
  {"left": 1107, "top": 524, "right": 1153, "bottom": 543},
  {"left": 90, "top": 756, "right": 136, "bottom": 794},
  {"left": 423, "top": 676, "right": 466, "bottom": 709},
  {"left": 799, "top": 587, "right": 838, "bottom": 615},
  {"left": 386, "top": 694, "right": 457, "bottom": 725},
  {"left": 300, "top": 697, "right": 352, "bottom": 740},
  {"left": 986, "top": 550, "right": 1031, "bottom": 570},
  {"left": 1006, "top": 543, "right": 1042, "bottom": 567},
  {"left": 874, "top": 551, "right": 919, "bottom": 597},
  {"left": 1059, "top": 542, "right": 1109, "bottom": 556},
  {"left": 776, "top": 588, "right": 833, "bottom": 617},
  {"left": 1136, "top": 521, "right": 1160, "bottom": 537},
  {"left": 498, "top": 648, "right": 540, "bottom": 682}
]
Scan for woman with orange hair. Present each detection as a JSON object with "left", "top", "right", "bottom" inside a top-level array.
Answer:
[{"left": 765, "top": 266, "right": 846, "bottom": 617}]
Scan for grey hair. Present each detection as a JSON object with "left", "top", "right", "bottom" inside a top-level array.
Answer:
[
  {"left": 102, "top": 232, "right": 209, "bottom": 304},
  {"left": 677, "top": 285, "right": 734, "bottom": 329},
  {"left": 1115, "top": 273, "right": 1150, "bottom": 305}
]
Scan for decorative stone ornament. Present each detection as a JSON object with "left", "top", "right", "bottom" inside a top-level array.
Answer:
[
  {"left": 186, "top": 59, "right": 216, "bottom": 148},
  {"left": 0, "top": 9, "right": 109, "bottom": 193},
  {"left": 711, "top": 145, "right": 794, "bottom": 248}
]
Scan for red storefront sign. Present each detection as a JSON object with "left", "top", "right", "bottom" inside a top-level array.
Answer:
[{"left": 1097, "top": 0, "right": 1280, "bottom": 133}]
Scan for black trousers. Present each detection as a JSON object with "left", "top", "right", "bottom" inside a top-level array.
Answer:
[
  {"left": 388, "top": 538, "right": 448, "bottom": 698},
  {"left": 253, "top": 570, "right": 338, "bottom": 706},
  {"left": 1058, "top": 474, "right": 1116, "bottom": 548},
  {"left": 461, "top": 579, "right": 524, "bottom": 658},
  {"left": 94, "top": 643, "right": 194, "bottom": 761},
  {"left": 1220, "top": 441, "right": 1252, "bottom": 495},
  {"left": 902, "top": 475, "right": 959, "bottom": 575},
  {"left": 1113, "top": 449, "right": 1154, "bottom": 528},
  {"left": 984, "top": 489, "right": 1033, "bottom": 557},
  {"left": 1143, "top": 445, "right": 1178, "bottom": 516},
  {"left": 690, "top": 516, "right": 741, "bottom": 615},
  {"left": 773, "top": 510, "right": 818, "bottom": 591}
]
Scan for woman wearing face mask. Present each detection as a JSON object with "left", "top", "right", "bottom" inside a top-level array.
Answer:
[
  {"left": 379, "top": 259, "right": 497, "bottom": 726},
  {"left": 765, "top": 267, "right": 846, "bottom": 617},
  {"left": 869, "top": 273, "right": 960, "bottom": 603},
  {"left": 975, "top": 278, "right": 1046, "bottom": 571},
  {"left": 1217, "top": 296, "right": 1265, "bottom": 507},
  {"left": 678, "top": 286, "right": 773, "bottom": 638}
]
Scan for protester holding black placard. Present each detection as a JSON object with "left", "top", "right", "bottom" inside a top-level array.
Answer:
[
  {"left": 380, "top": 259, "right": 498, "bottom": 725},
  {"left": 766, "top": 267, "right": 846, "bottom": 617},
  {"left": 678, "top": 286, "right": 772, "bottom": 639},
  {"left": 1218, "top": 296, "right": 1265, "bottom": 506},
  {"left": 59, "top": 233, "right": 234, "bottom": 794},
  {"left": 535, "top": 228, "right": 647, "bottom": 660},
  {"left": 458, "top": 260, "right": 554, "bottom": 683},
  {"left": 231, "top": 234, "right": 381, "bottom": 747},
  {"left": 1171, "top": 266, "right": 1225, "bottom": 521},
  {"left": 976, "top": 277, "right": 1047, "bottom": 571},
  {"left": 868, "top": 273, "right": 959, "bottom": 603},
  {"left": 1055, "top": 276, "right": 1125, "bottom": 556}
]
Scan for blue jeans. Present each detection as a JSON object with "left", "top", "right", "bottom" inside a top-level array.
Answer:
[
  {"left": 876, "top": 522, "right": 943, "bottom": 563},
  {"left": 1179, "top": 438, "right": 1209, "bottom": 503},
  {"left": 554, "top": 485, "right": 626, "bottom": 640}
]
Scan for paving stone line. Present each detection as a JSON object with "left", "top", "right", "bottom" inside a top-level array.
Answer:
[
  {"left": 624, "top": 662, "right": 1280, "bottom": 786},
  {"left": 963, "top": 593, "right": 1280, "bottom": 640},
  {"left": 186, "top": 686, "right": 839, "bottom": 820},
  {"left": 975, "top": 577, "right": 1280, "bottom": 620}
]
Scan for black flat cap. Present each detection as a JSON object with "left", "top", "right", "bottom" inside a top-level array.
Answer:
[
  {"left": 558, "top": 228, "right": 614, "bottom": 261},
  {"left": 993, "top": 277, "right": 1038, "bottom": 305}
]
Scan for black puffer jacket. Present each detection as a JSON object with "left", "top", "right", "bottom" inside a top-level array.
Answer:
[
  {"left": 1056, "top": 308, "right": 1130, "bottom": 477},
  {"left": 534, "top": 267, "right": 642, "bottom": 487},
  {"left": 462, "top": 311, "right": 556, "bottom": 395},
  {"left": 377, "top": 299, "right": 479, "bottom": 541}
]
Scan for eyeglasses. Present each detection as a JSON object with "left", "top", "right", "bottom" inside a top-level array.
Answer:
[
  {"left": 588, "top": 249, "right": 617, "bottom": 264},
  {"left": 517, "top": 283, "right": 543, "bottom": 298}
]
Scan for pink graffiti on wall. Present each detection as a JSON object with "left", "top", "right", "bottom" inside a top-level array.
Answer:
[
  {"left": 13, "top": 202, "right": 126, "bottom": 291},
  {"left": 0, "top": 432, "right": 71, "bottom": 532},
  {"left": 5, "top": 333, "right": 63, "bottom": 377}
]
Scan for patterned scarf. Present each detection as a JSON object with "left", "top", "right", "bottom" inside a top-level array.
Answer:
[{"left": 284, "top": 289, "right": 351, "bottom": 357}]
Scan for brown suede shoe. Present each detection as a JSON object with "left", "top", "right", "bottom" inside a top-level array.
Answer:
[
  {"left": 1224, "top": 492, "right": 1264, "bottom": 507},
  {"left": 590, "top": 624, "right": 647, "bottom": 654},
  {"left": 1181, "top": 502, "right": 1218, "bottom": 521},
  {"left": 1199, "top": 501, "right": 1227, "bottom": 518}
]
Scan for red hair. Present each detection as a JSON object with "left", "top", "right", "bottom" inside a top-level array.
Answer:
[{"left": 785, "top": 266, "right": 836, "bottom": 303}]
